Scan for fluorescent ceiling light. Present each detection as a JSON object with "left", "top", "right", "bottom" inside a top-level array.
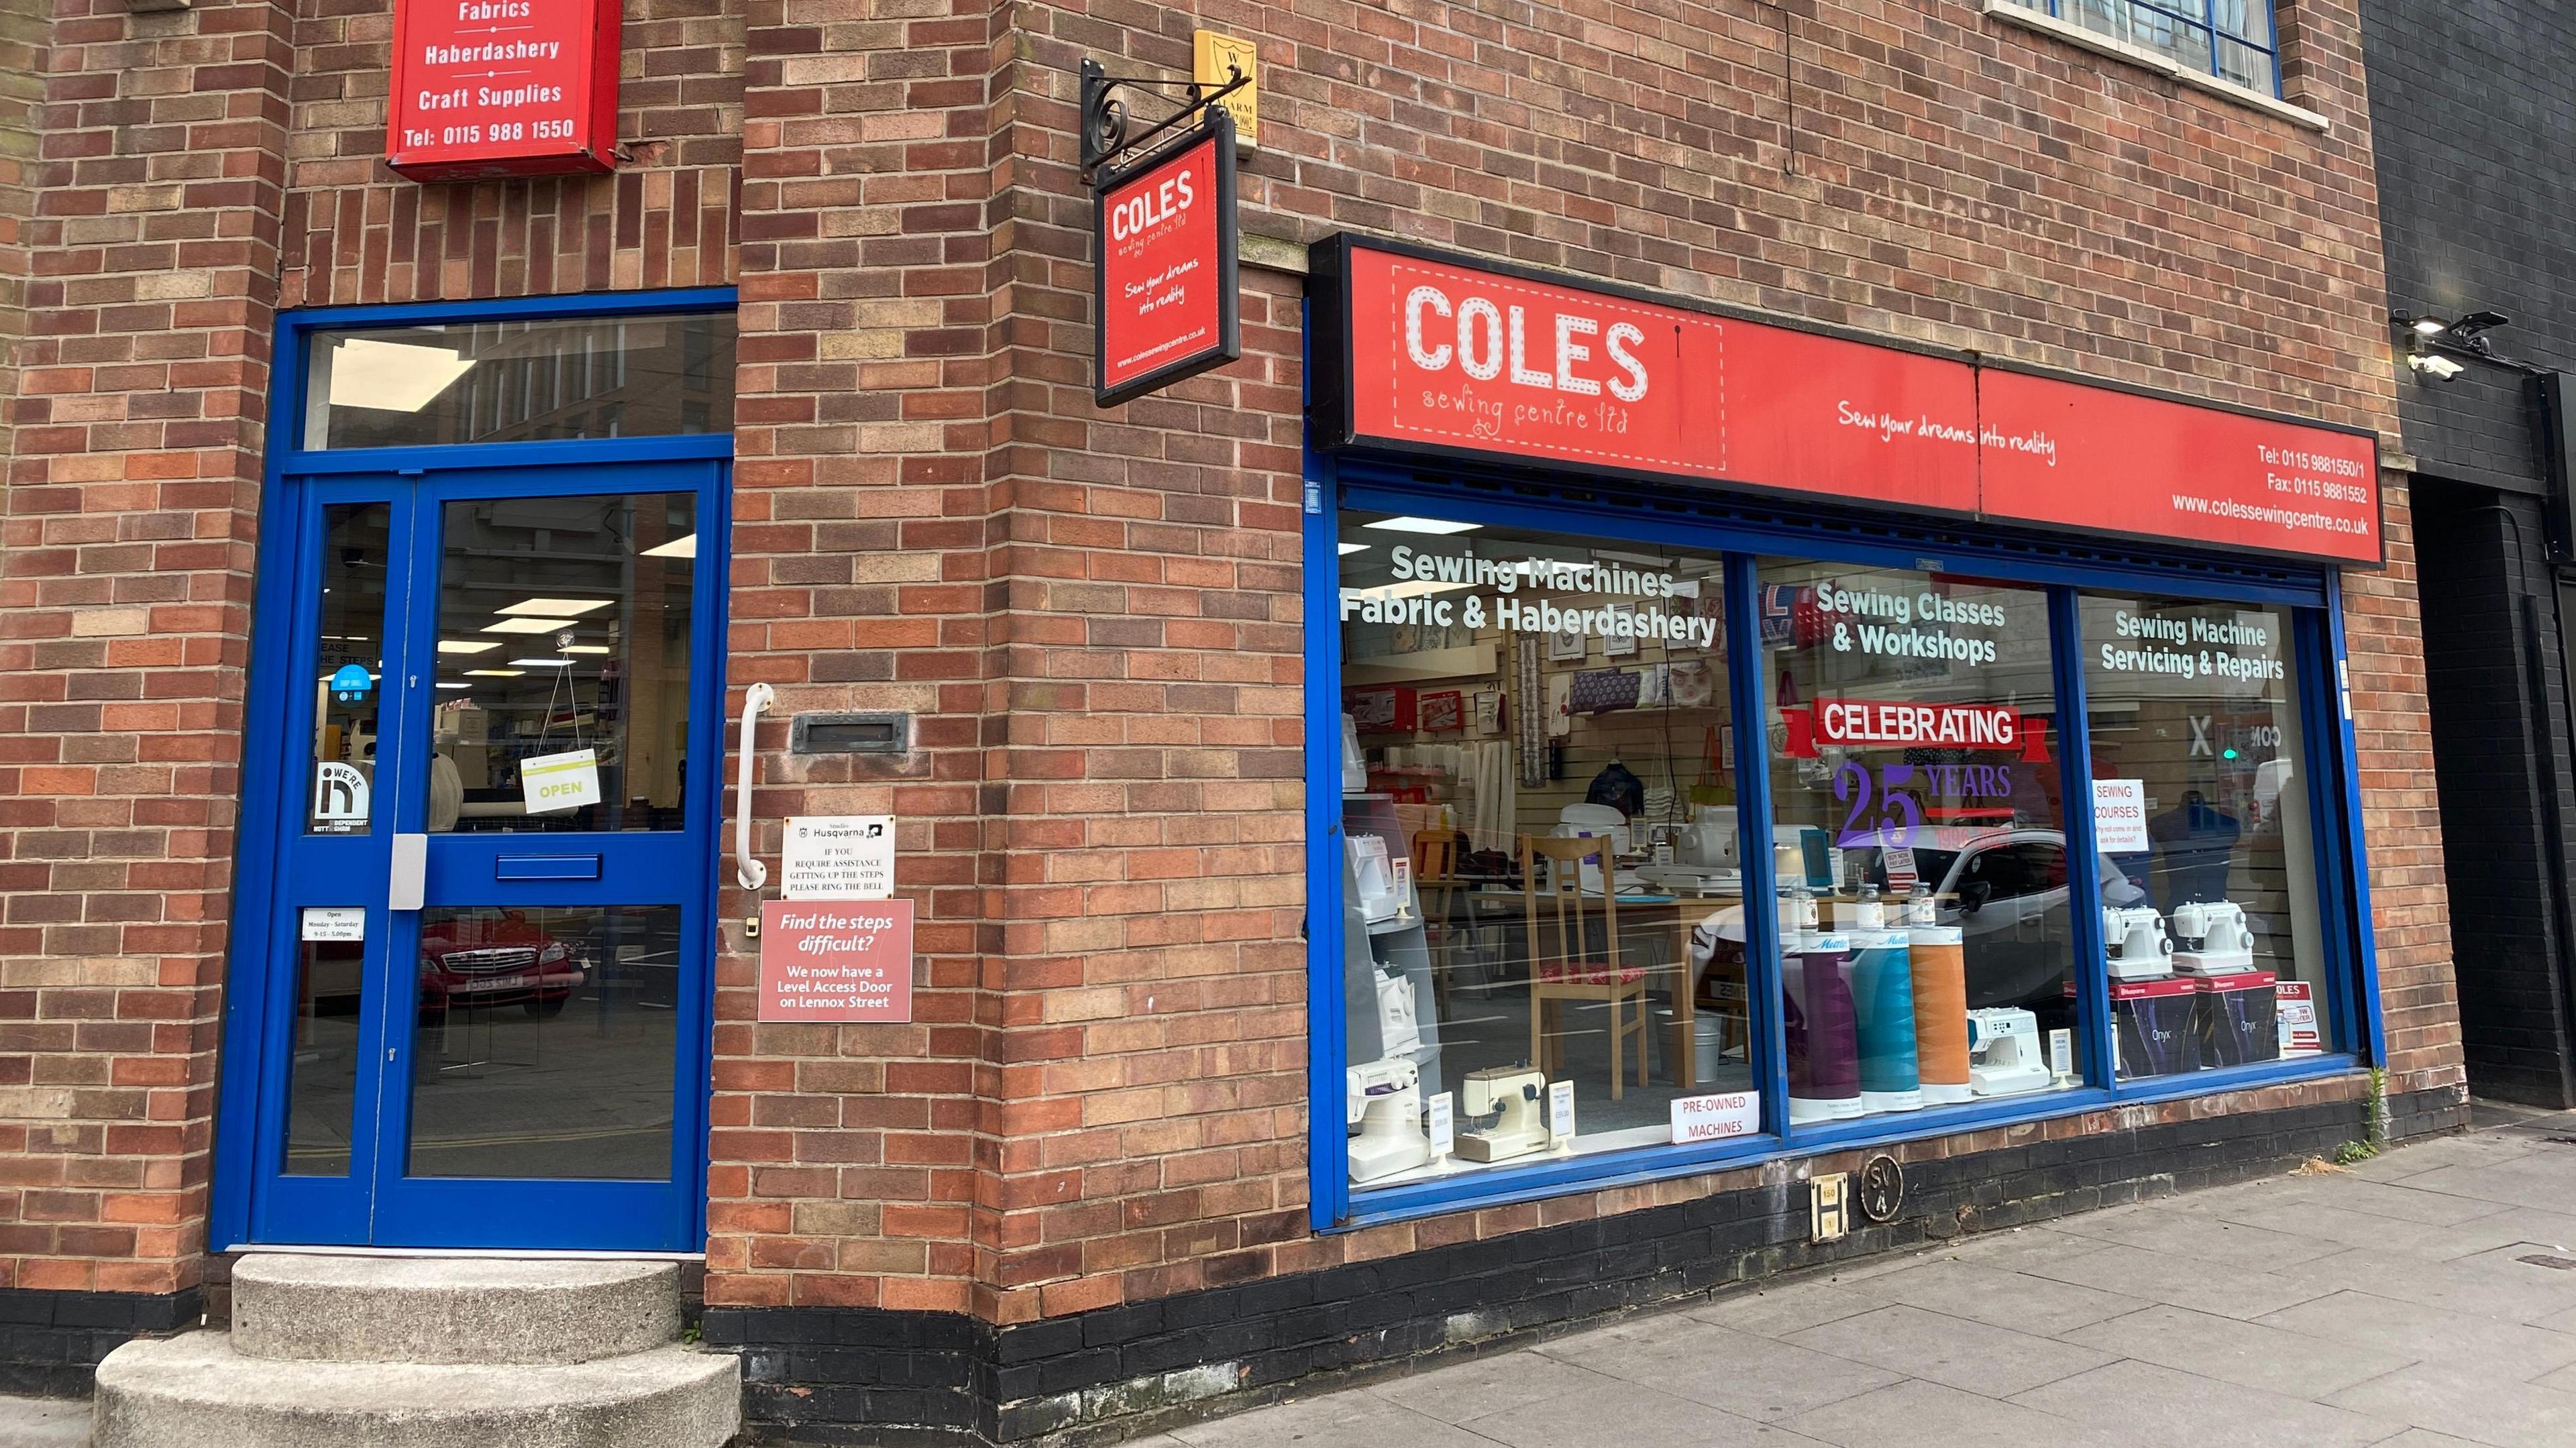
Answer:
[
  {"left": 497, "top": 598, "right": 614, "bottom": 616},
  {"left": 509, "top": 657, "right": 574, "bottom": 668},
  {"left": 1338, "top": 543, "right": 1369, "bottom": 555},
  {"left": 1346, "top": 580, "right": 1477, "bottom": 602},
  {"left": 436, "top": 681, "right": 469, "bottom": 690},
  {"left": 437, "top": 639, "right": 502, "bottom": 655},
  {"left": 326, "top": 337, "right": 476, "bottom": 413},
  {"left": 560, "top": 645, "right": 612, "bottom": 655},
  {"left": 463, "top": 669, "right": 525, "bottom": 677},
  {"left": 481, "top": 616, "right": 576, "bottom": 634},
  {"left": 641, "top": 534, "right": 697, "bottom": 559},
  {"left": 1363, "top": 516, "right": 1481, "bottom": 535}
]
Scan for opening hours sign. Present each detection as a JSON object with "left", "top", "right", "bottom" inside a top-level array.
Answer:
[{"left": 388, "top": 0, "right": 623, "bottom": 181}]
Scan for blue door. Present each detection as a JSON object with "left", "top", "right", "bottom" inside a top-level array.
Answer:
[{"left": 224, "top": 456, "right": 727, "bottom": 1251}]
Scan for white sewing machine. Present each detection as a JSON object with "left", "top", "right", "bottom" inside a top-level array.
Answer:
[
  {"left": 2170, "top": 900, "right": 2256, "bottom": 975},
  {"left": 1373, "top": 966, "right": 1423, "bottom": 1059},
  {"left": 2103, "top": 905, "right": 2174, "bottom": 981},
  {"left": 1346, "top": 1059, "right": 1432, "bottom": 1183},
  {"left": 1454, "top": 1064, "right": 1550, "bottom": 1163},
  {"left": 1967, "top": 1007, "right": 2052, "bottom": 1096}
]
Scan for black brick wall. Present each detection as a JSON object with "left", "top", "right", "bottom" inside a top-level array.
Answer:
[
  {"left": 2365, "top": 0, "right": 2576, "bottom": 1103},
  {"left": 2415, "top": 484, "right": 2576, "bottom": 1105},
  {"left": 0, "top": 1285, "right": 199, "bottom": 1398},
  {"left": 711, "top": 1084, "right": 2466, "bottom": 1446}
]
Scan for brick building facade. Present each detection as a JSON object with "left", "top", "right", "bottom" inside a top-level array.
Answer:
[{"left": 0, "top": 0, "right": 2465, "bottom": 1437}]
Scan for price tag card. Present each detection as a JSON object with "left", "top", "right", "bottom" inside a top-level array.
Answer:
[
  {"left": 1670, "top": 1090, "right": 1761, "bottom": 1144},
  {"left": 1547, "top": 1079, "right": 1577, "bottom": 1144},
  {"left": 1426, "top": 1092, "right": 1455, "bottom": 1158}
]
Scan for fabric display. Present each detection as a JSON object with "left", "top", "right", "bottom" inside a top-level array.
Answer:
[{"left": 1546, "top": 673, "right": 1574, "bottom": 738}]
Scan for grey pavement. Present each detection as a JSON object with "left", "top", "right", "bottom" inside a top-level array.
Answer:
[
  {"left": 13, "top": 1104, "right": 2576, "bottom": 1448},
  {"left": 1158, "top": 1103, "right": 2576, "bottom": 1448}
]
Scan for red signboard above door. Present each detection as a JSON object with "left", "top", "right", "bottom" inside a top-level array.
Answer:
[
  {"left": 386, "top": 0, "right": 622, "bottom": 181},
  {"left": 1311, "top": 237, "right": 2384, "bottom": 565}
]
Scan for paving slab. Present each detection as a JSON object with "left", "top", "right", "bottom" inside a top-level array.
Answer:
[
  {"left": 1839, "top": 1257, "right": 2147, "bottom": 1336},
  {"left": 1686, "top": 1282, "right": 1883, "bottom": 1338},
  {"left": 2047, "top": 1206, "right": 2349, "bottom": 1267},
  {"left": 2278, "top": 1245, "right": 2576, "bottom": 1324},
  {"left": 2254, "top": 1288, "right": 2576, "bottom": 1382},
  {"left": 0, "top": 1394, "right": 90, "bottom": 1447},
  {"left": 2059, "top": 1302, "right": 2414, "bottom": 1399},
  {"left": 1454, "top": 1377, "right": 1823, "bottom": 1448},
  {"left": 2324, "top": 1363, "right": 2576, "bottom": 1448},
  {"left": 1535, "top": 1319, "right": 1900, "bottom": 1423},
  {"left": 2012, "top": 1359, "right": 2401, "bottom": 1448},
  {"left": 1784, "top": 1303, "right": 2116, "bottom": 1397},
  {"left": 2015, "top": 1240, "right": 2337, "bottom": 1319},
  {"left": 1777, "top": 1377, "right": 2135, "bottom": 1448},
  {"left": 1368, "top": 1349, "right": 1621, "bottom": 1425}
]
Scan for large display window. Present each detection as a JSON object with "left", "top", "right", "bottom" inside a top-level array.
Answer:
[{"left": 1318, "top": 489, "right": 2373, "bottom": 1221}]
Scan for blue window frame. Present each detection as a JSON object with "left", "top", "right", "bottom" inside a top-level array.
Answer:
[
  {"left": 2002, "top": 0, "right": 2283, "bottom": 97},
  {"left": 212, "top": 287, "right": 738, "bottom": 1254},
  {"left": 1305, "top": 448, "right": 2379, "bottom": 1232}
]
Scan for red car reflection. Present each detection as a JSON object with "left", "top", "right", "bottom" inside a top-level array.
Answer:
[{"left": 418, "top": 911, "right": 585, "bottom": 1018}]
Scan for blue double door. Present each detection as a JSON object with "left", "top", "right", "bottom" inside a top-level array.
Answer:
[{"left": 226, "top": 457, "right": 726, "bottom": 1251}]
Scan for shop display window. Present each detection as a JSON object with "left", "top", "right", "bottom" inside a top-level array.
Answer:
[
  {"left": 1339, "top": 510, "right": 1741, "bottom": 1187},
  {"left": 1326, "top": 498, "right": 2363, "bottom": 1211},
  {"left": 1757, "top": 559, "right": 2087, "bottom": 1120},
  {"left": 2080, "top": 593, "right": 2330, "bottom": 1075}
]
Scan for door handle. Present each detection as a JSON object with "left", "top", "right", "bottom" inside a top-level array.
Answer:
[
  {"left": 388, "top": 833, "right": 428, "bottom": 911},
  {"left": 734, "top": 683, "right": 774, "bottom": 891}
]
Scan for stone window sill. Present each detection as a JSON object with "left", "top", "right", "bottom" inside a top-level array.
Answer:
[{"left": 1983, "top": 1, "right": 2330, "bottom": 133}]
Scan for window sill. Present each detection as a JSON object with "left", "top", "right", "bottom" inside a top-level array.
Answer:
[{"left": 1982, "top": 2, "right": 2328, "bottom": 133}]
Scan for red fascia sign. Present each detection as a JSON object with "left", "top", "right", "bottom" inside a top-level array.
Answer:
[
  {"left": 1095, "top": 109, "right": 1240, "bottom": 408},
  {"left": 1309, "top": 237, "right": 2383, "bottom": 566},
  {"left": 387, "top": 0, "right": 621, "bottom": 182}
]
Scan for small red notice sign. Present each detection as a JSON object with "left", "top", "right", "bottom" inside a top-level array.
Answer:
[
  {"left": 758, "top": 899, "right": 915, "bottom": 1023},
  {"left": 387, "top": 0, "right": 621, "bottom": 182},
  {"left": 1094, "top": 113, "right": 1240, "bottom": 406}
]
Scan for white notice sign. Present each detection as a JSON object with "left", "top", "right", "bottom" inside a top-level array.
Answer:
[
  {"left": 1426, "top": 1091, "right": 1455, "bottom": 1158},
  {"left": 1547, "top": 1078, "right": 1577, "bottom": 1144},
  {"left": 299, "top": 907, "right": 364, "bottom": 943},
  {"left": 1669, "top": 1090, "right": 1761, "bottom": 1144},
  {"left": 781, "top": 816, "right": 897, "bottom": 900},
  {"left": 2092, "top": 778, "right": 2149, "bottom": 854},
  {"left": 520, "top": 748, "right": 600, "bottom": 815}
]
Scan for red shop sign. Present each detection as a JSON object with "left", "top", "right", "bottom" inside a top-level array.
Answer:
[
  {"left": 387, "top": 0, "right": 621, "bottom": 182},
  {"left": 1309, "top": 237, "right": 2382, "bottom": 566},
  {"left": 757, "top": 899, "right": 916, "bottom": 1024},
  {"left": 1094, "top": 111, "right": 1240, "bottom": 407}
]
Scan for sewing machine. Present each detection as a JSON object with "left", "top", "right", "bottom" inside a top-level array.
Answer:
[
  {"left": 1346, "top": 1059, "right": 1432, "bottom": 1183},
  {"left": 1639, "top": 805, "right": 1742, "bottom": 896},
  {"left": 1454, "top": 1064, "right": 1550, "bottom": 1162},
  {"left": 1373, "top": 966, "right": 1423, "bottom": 1060},
  {"left": 2170, "top": 900, "right": 2256, "bottom": 975},
  {"left": 1966, "top": 1007, "right": 2053, "bottom": 1096},
  {"left": 2103, "top": 905, "right": 2174, "bottom": 981}
]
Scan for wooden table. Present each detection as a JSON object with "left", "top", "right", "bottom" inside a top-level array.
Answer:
[{"left": 1444, "top": 885, "right": 1746, "bottom": 1091}]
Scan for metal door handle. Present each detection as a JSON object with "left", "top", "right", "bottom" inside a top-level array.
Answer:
[
  {"left": 734, "top": 683, "right": 774, "bottom": 891},
  {"left": 388, "top": 834, "right": 427, "bottom": 911}
]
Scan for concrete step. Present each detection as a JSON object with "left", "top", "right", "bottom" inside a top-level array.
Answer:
[
  {"left": 231, "top": 1253, "right": 681, "bottom": 1364},
  {"left": 93, "top": 1331, "right": 740, "bottom": 1448}
]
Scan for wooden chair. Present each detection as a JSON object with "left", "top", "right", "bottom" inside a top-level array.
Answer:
[
  {"left": 1409, "top": 829, "right": 1460, "bottom": 1011},
  {"left": 1520, "top": 834, "right": 1650, "bottom": 1099}
]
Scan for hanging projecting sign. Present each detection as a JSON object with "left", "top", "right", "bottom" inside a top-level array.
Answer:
[
  {"left": 1307, "top": 237, "right": 2384, "bottom": 566},
  {"left": 1093, "top": 108, "right": 1240, "bottom": 408},
  {"left": 386, "top": 0, "right": 622, "bottom": 182}
]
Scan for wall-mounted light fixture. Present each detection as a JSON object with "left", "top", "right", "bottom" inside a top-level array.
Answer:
[{"left": 2396, "top": 309, "right": 2538, "bottom": 384}]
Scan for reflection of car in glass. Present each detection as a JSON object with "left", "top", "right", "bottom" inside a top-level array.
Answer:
[
  {"left": 1842, "top": 826, "right": 2147, "bottom": 1010},
  {"left": 417, "top": 911, "right": 587, "bottom": 1018}
]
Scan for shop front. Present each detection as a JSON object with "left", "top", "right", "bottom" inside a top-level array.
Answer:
[{"left": 1303, "top": 237, "right": 2385, "bottom": 1226}]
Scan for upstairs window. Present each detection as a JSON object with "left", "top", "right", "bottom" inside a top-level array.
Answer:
[{"left": 1999, "top": 0, "right": 2281, "bottom": 97}]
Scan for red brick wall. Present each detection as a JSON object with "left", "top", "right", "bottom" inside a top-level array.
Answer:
[{"left": 0, "top": 0, "right": 2456, "bottom": 1327}]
